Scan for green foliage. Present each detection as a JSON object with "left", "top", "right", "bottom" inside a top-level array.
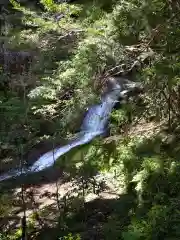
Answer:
[
  {"left": 1, "top": 0, "right": 180, "bottom": 239},
  {"left": 60, "top": 233, "right": 81, "bottom": 240},
  {"left": 0, "top": 233, "right": 10, "bottom": 240}
]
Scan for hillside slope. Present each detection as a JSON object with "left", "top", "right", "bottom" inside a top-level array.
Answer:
[{"left": 1, "top": 0, "right": 180, "bottom": 239}]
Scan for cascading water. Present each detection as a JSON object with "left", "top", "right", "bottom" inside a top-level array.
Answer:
[{"left": 0, "top": 77, "right": 142, "bottom": 182}]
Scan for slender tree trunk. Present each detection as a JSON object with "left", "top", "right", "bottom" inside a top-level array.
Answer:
[
  {"left": 20, "top": 144, "right": 27, "bottom": 240},
  {"left": 168, "top": 82, "right": 172, "bottom": 129},
  {"left": 53, "top": 136, "right": 61, "bottom": 212}
]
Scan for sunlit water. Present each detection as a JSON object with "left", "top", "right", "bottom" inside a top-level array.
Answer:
[{"left": 0, "top": 78, "right": 140, "bottom": 182}]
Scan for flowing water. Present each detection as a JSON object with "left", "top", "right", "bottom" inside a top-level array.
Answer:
[{"left": 0, "top": 77, "right": 142, "bottom": 182}]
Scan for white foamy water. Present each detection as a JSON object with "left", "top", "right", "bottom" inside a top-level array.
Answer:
[{"left": 0, "top": 78, "right": 140, "bottom": 182}]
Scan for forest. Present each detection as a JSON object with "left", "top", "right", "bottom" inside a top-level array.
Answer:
[{"left": 1, "top": 0, "right": 180, "bottom": 239}]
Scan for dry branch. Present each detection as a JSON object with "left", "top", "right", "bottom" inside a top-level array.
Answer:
[{"left": 58, "top": 29, "right": 85, "bottom": 41}]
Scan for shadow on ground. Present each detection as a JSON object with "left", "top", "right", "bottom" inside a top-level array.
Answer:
[
  {"left": 2, "top": 126, "right": 180, "bottom": 239},
  {"left": 29, "top": 191, "right": 136, "bottom": 240}
]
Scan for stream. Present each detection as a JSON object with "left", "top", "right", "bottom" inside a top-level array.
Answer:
[{"left": 0, "top": 77, "right": 142, "bottom": 182}]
